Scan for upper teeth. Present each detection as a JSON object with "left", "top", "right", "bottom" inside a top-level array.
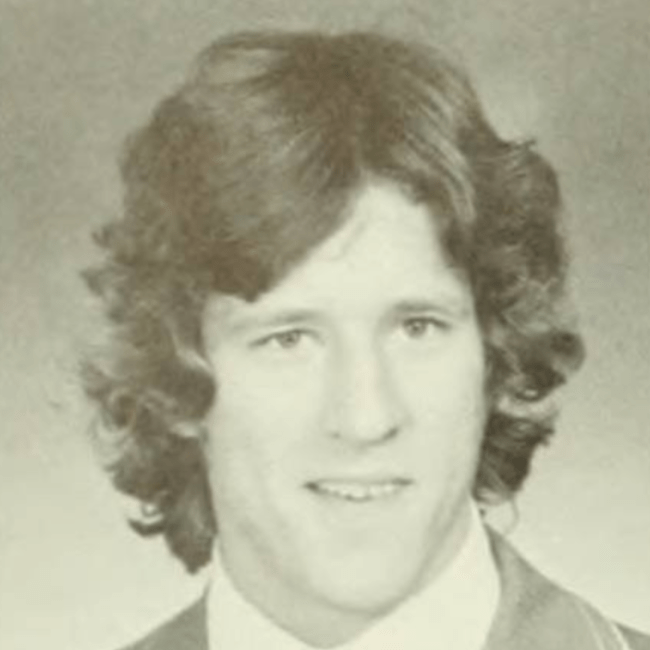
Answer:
[{"left": 311, "top": 481, "right": 404, "bottom": 501}]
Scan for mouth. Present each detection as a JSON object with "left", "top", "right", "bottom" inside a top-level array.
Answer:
[{"left": 306, "top": 478, "right": 412, "bottom": 502}]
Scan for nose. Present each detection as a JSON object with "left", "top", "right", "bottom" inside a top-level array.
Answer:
[{"left": 324, "top": 340, "right": 408, "bottom": 445}]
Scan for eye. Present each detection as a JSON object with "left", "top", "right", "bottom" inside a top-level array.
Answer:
[
  {"left": 401, "top": 317, "right": 447, "bottom": 339},
  {"left": 256, "top": 329, "right": 309, "bottom": 350}
]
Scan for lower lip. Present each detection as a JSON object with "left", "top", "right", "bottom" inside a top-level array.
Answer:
[{"left": 306, "top": 480, "right": 411, "bottom": 503}]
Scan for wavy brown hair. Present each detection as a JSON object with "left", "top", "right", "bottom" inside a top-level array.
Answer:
[{"left": 83, "top": 30, "right": 584, "bottom": 572}]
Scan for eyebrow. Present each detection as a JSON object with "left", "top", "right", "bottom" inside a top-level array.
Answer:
[
  {"left": 221, "top": 294, "right": 471, "bottom": 334},
  {"left": 387, "top": 297, "right": 472, "bottom": 320},
  {"left": 221, "top": 307, "right": 326, "bottom": 335}
]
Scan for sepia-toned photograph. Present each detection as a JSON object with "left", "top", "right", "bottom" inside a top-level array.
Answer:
[{"left": 1, "top": 2, "right": 649, "bottom": 649}]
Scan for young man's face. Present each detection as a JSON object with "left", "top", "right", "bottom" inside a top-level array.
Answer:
[{"left": 202, "top": 181, "right": 487, "bottom": 646}]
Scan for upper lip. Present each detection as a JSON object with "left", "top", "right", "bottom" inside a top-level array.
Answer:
[{"left": 306, "top": 476, "right": 412, "bottom": 487}]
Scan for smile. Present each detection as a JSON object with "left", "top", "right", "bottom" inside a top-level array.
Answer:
[{"left": 306, "top": 479, "right": 411, "bottom": 502}]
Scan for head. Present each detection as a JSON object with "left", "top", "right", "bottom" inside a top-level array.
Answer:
[{"left": 84, "top": 29, "right": 584, "bottom": 643}]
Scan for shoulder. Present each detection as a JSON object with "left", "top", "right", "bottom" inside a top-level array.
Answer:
[
  {"left": 486, "top": 529, "right": 650, "bottom": 650},
  {"left": 620, "top": 626, "right": 650, "bottom": 650},
  {"left": 118, "top": 598, "right": 207, "bottom": 650}
]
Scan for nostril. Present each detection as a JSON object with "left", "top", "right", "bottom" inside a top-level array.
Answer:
[{"left": 327, "top": 418, "right": 403, "bottom": 446}]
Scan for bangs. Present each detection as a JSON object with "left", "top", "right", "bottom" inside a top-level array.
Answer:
[{"left": 119, "top": 31, "right": 484, "bottom": 300}]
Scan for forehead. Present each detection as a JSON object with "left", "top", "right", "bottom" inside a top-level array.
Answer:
[{"left": 207, "top": 182, "right": 472, "bottom": 325}]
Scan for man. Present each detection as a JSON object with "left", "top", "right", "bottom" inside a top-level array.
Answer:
[{"left": 83, "top": 30, "right": 649, "bottom": 649}]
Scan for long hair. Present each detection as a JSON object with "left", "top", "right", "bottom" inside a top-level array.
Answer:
[{"left": 83, "top": 30, "right": 584, "bottom": 571}]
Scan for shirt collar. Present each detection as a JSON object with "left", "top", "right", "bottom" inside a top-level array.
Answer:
[{"left": 207, "top": 503, "right": 500, "bottom": 650}]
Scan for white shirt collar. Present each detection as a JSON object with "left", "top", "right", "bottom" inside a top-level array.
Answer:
[{"left": 207, "top": 504, "right": 500, "bottom": 650}]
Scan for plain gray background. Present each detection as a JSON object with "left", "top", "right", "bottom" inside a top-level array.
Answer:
[{"left": 1, "top": 1, "right": 649, "bottom": 649}]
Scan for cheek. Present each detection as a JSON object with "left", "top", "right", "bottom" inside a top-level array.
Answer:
[
  {"left": 401, "top": 347, "right": 487, "bottom": 465},
  {"left": 215, "top": 353, "right": 326, "bottom": 420},
  {"left": 405, "top": 347, "right": 486, "bottom": 420},
  {"left": 204, "top": 360, "right": 325, "bottom": 483},
  {"left": 204, "top": 401, "right": 283, "bottom": 526}
]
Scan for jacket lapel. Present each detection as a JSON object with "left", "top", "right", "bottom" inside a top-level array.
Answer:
[
  {"left": 484, "top": 531, "right": 620, "bottom": 650},
  {"left": 135, "top": 596, "right": 208, "bottom": 650}
]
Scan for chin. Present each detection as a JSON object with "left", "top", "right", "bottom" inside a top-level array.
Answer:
[
  {"left": 308, "top": 551, "right": 425, "bottom": 619},
  {"left": 303, "top": 511, "right": 468, "bottom": 621}
]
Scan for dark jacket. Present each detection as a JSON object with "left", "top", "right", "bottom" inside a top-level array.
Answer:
[{"left": 122, "top": 533, "right": 650, "bottom": 650}]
